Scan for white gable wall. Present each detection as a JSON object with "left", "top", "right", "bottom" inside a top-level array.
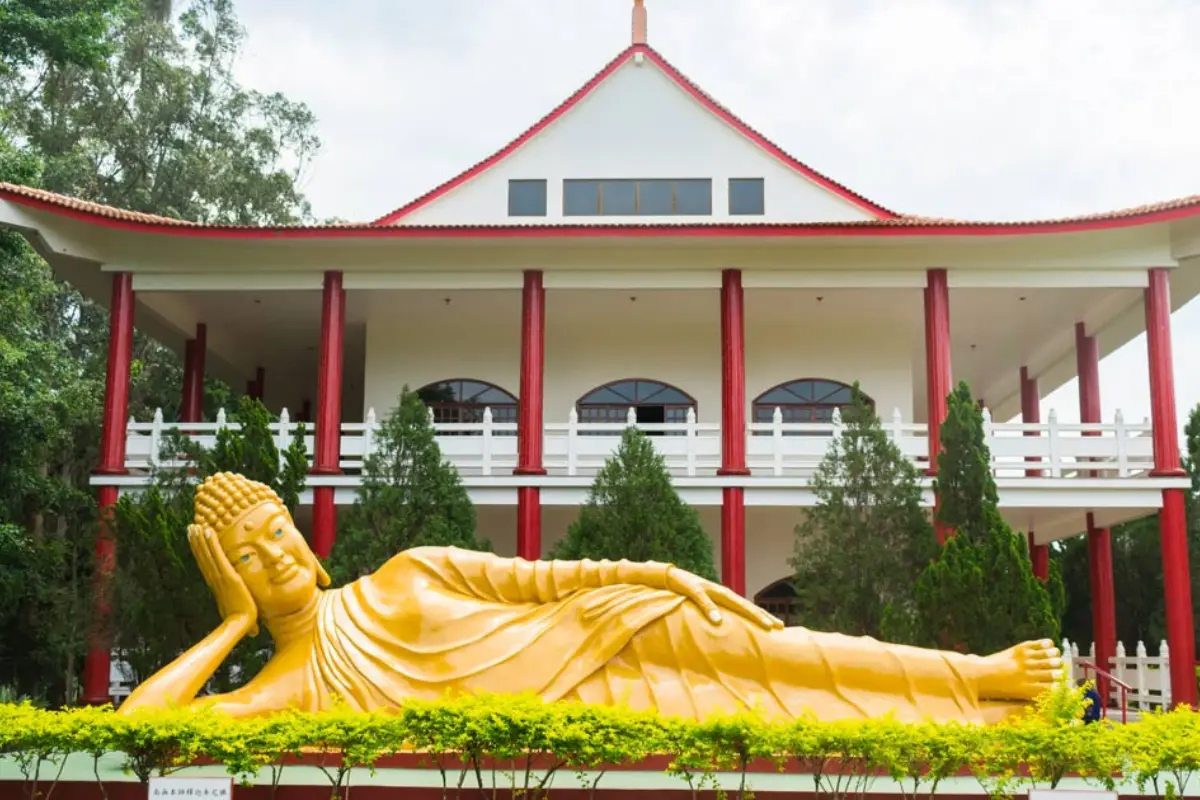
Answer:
[{"left": 397, "top": 59, "right": 876, "bottom": 226}]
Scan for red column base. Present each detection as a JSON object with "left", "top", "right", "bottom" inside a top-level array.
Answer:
[
  {"left": 1028, "top": 533, "right": 1050, "bottom": 582},
  {"left": 311, "top": 487, "right": 337, "bottom": 559},
  {"left": 721, "top": 487, "right": 746, "bottom": 596},
  {"left": 516, "top": 487, "right": 541, "bottom": 561},
  {"left": 82, "top": 485, "right": 119, "bottom": 706},
  {"left": 1159, "top": 488, "right": 1197, "bottom": 707}
]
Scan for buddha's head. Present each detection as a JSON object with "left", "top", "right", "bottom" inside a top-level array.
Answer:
[{"left": 194, "top": 472, "right": 331, "bottom": 621}]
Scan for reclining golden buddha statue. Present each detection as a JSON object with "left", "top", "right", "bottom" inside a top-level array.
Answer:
[{"left": 119, "top": 472, "right": 1063, "bottom": 723}]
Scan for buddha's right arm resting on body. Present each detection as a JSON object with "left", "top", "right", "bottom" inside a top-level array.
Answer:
[{"left": 417, "top": 546, "right": 784, "bottom": 630}]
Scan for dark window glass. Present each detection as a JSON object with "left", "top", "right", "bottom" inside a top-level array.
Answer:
[
  {"left": 563, "top": 179, "right": 713, "bottom": 216},
  {"left": 564, "top": 180, "right": 600, "bottom": 215},
  {"left": 577, "top": 379, "right": 697, "bottom": 437},
  {"left": 416, "top": 379, "right": 518, "bottom": 436},
  {"left": 637, "top": 180, "right": 674, "bottom": 215},
  {"left": 674, "top": 179, "right": 712, "bottom": 215},
  {"left": 751, "top": 379, "right": 870, "bottom": 436},
  {"left": 600, "top": 180, "right": 636, "bottom": 215},
  {"left": 508, "top": 180, "right": 547, "bottom": 217},
  {"left": 729, "top": 178, "right": 765, "bottom": 215}
]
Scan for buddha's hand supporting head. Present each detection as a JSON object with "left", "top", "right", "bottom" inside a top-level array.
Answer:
[
  {"left": 188, "top": 524, "right": 260, "bottom": 636},
  {"left": 193, "top": 473, "right": 331, "bottom": 628}
]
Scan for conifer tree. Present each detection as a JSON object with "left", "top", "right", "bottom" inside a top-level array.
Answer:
[
  {"left": 792, "top": 386, "right": 938, "bottom": 638},
  {"left": 552, "top": 427, "right": 717, "bottom": 580},
  {"left": 328, "top": 389, "right": 487, "bottom": 586},
  {"left": 910, "top": 382, "right": 1062, "bottom": 653}
]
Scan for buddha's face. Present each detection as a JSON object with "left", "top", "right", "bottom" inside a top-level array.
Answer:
[{"left": 219, "top": 502, "right": 323, "bottom": 620}]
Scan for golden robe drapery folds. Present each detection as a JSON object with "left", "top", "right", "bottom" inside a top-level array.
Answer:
[{"left": 302, "top": 547, "right": 990, "bottom": 723}]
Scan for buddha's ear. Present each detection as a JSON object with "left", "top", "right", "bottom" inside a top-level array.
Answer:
[{"left": 316, "top": 559, "right": 332, "bottom": 588}]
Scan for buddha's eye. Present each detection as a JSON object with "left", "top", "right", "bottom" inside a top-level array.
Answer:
[
  {"left": 273, "top": 529, "right": 283, "bottom": 539},
  {"left": 239, "top": 553, "right": 252, "bottom": 564}
]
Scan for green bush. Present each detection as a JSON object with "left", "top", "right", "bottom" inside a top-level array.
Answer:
[
  {"left": 0, "top": 690, "right": 1197, "bottom": 796},
  {"left": 553, "top": 428, "right": 717, "bottom": 580}
]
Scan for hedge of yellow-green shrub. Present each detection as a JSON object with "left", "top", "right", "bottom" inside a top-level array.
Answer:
[{"left": 1, "top": 689, "right": 1198, "bottom": 797}]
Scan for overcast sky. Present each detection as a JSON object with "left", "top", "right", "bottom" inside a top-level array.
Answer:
[{"left": 230, "top": 0, "right": 1200, "bottom": 430}]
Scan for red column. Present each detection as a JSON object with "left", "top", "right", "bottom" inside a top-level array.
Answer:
[
  {"left": 1021, "top": 367, "right": 1049, "bottom": 581},
  {"left": 1145, "top": 267, "right": 1196, "bottom": 707},
  {"left": 924, "top": 268, "right": 952, "bottom": 542},
  {"left": 719, "top": 269, "right": 749, "bottom": 595},
  {"left": 1076, "top": 323, "right": 1117, "bottom": 691},
  {"left": 515, "top": 270, "right": 546, "bottom": 560},
  {"left": 311, "top": 271, "right": 345, "bottom": 559},
  {"left": 83, "top": 272, "right": 135, "bottom": 705},
  {"left": 181, "top": 324, "right": 206, "bottom": 423}
]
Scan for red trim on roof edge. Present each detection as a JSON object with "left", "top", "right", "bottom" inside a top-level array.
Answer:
[
  {"left": 7, "top": 184, "right": 1200, "bottom": 239},
  {"left": 371, "top": 44, "right": 897, "bottom": 225},
  {"left": 371, "top": 47, "right": 639, "bottom": 225}
]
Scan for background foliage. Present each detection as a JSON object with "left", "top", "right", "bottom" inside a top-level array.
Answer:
[{"left": 552, "top": 428, "right": 718, "bottom": 581}]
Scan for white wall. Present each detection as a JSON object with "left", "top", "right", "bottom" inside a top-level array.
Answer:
[
  {"left": 363, "top": 290, "right": 522, "bottom": 417},
  {"left": 363, "top": 287, "right": 918, "bottom": 425},
  {"left": 398, "top": 59, "right": 874, "bottom": 226}
]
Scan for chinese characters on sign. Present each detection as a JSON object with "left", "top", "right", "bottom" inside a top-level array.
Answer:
[{"left": 147, "top": 776, "right": 233, "bottom": 798}]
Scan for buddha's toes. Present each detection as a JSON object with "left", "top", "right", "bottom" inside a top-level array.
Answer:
[{"left": 976, "top": 639, "right": 1063, "bottom": 701}]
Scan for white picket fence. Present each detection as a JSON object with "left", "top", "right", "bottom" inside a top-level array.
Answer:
[
  {"left": 1062, "top": 637, "right": 1171, "bottom": 711},
  {"left": 122, "top": 405, "right": 1155, "bottom": 480}
]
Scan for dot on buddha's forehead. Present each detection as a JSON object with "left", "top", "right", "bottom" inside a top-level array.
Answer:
[{"left": 244, "top": 520, "right": 256, "bottom": 531}]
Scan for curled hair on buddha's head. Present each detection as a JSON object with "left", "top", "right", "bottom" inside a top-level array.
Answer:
[{"left": 194, "top": 472, "right": 286, "bottom": 534}]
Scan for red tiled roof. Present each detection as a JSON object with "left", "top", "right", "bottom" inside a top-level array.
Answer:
[
  {"left": 371, "top": 45, "right": 900, "bottom": 224},
  {"left": 4, "top": 181, "right": 1200, "bottom": 238}
]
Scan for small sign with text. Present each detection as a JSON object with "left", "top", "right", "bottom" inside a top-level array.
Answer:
[{"left": 147, "top": 776, "right": 233, "bottom": 798}]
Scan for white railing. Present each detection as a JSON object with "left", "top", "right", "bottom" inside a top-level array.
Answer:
[
  {"left": 1062, "top": 637, "right": 1171, "bottom": 711},
  {"left": 123, "top": 405, "right": 1156, "bottom": 479}
]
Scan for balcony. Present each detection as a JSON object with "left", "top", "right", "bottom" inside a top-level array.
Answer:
[
  {"left": 98, "top": 404, "right": 1188, "bottom": 540},
  {"left": 116, "top": 405, "right": 1158, "bottom": 481}
]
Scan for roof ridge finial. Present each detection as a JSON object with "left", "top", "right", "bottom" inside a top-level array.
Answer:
[{"left": 632, "top": 0, "right": 647, "bottom": 45}]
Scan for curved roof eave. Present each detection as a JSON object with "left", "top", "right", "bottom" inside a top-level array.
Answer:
[{"left": 3, "top": 182, "right": 1200, "bottom": 240}]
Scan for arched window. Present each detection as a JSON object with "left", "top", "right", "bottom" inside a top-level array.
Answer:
[
  {"left": 577, "top": 379, "right": 696, "bottom": 434},
  {"left": 416, "top": 379, "right": 518, "bottom": 427},
  {"left": 754, "top": 578, "right": 800, "bottom": 627},
  {"left": 752, "top": 379, "right": 870, "bottom": 425}
]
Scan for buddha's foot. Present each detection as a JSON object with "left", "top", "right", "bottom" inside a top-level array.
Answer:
[{"left": 976, "top": 639, "right": 1062, "bottom": 701}]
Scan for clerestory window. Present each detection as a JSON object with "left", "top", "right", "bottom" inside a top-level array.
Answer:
[{"left": 563, "top": 179, "right": 712, "bottom": 216}]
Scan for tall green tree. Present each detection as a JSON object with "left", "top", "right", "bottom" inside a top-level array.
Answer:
[
  {"left": 552, "top": 428, "right": 717, "bottom": 580},
  {"left": 0, "top": 0, "right": 320, "bottom": 702},
  {"left": 0, "top": 0, "right": 132, "bottom": 705},
  {"left": 791, "top": 387, "right": 938, "bottom": 638},
  {"left": 910, "top": 382, "right": 1061, "bottom": 654},
  {"left": 106, "top": 397, "right": 307, "bottom": 689},
  {"left": 0, "top": 0, "right": 129, "bottom": 73},
  {"left": 328, "top": 389, "right": 487, "bottom": 587}
]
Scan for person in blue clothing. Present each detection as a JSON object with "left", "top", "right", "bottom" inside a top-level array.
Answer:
[{"left": 1079, "top": 679, "right": 1103, "bottom": 723}]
